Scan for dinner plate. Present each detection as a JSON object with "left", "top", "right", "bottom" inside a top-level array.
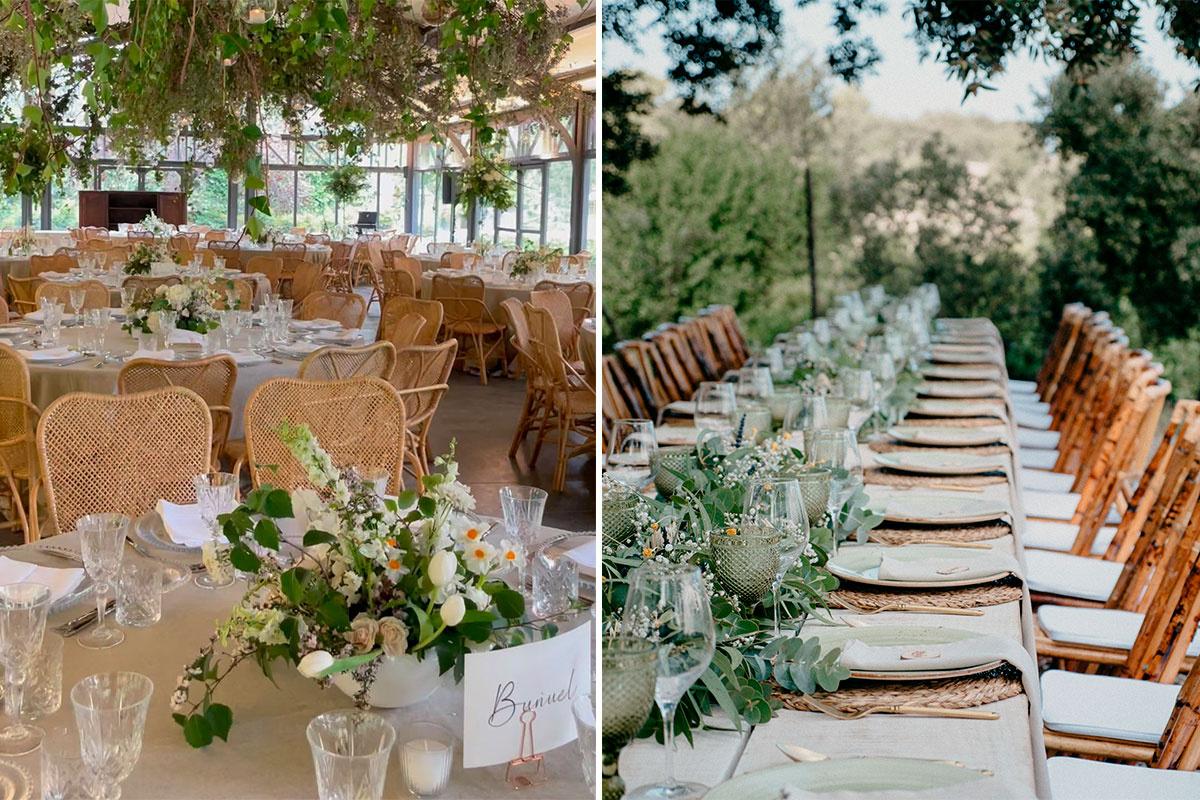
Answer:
[
  {"left": 918, "top": 380, "right": 1002, "bottom": 399},
  {"left": 879, "top": 493, "right": 1009, "bottom": 525},
  {"left": 703, "top": 757, "right": 989, "bottom": 799},
  {"left": 921, "top": 364, "right": 1001, "bottom": 381},
  {"left": 874, "top": 451, "right": 1006, "bottom": 475},
  {"left": 805, "top": 625, "right": 1000, "bottom": 680},
  {"left": 135, "top": 509, "right": 202, "bottom": 554},
  {"left": 887, "top": 425, "right": 1008, "bottom": 447},
  {"left": 827, "top": 545, "right": 1013, "bottom": 588},
  {"left": 290, "top": 319, "right": 341, "bottom": 331},
  {"left": 908, "top": 399, "right": 1006, "bottom": 419}
]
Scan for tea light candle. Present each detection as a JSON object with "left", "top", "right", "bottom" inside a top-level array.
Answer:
[
  {"left": 246, "top": 6, "right": 267, "bottom": 23},
  {"left": 402, "top": 738, "right": 451, "bottom": 797}
]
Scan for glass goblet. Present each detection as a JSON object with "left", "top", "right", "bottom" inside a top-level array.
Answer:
[
  {"left": 499, "top": 485, "right": 548, "bottom": 599},
  {"left": 692, "top": 382, "right": 736, "bottom": 433},
  {"left": 71, "top": 671, "right": 153, "bottom": 800},
  {"left": 743, "top": 478, "right": 811, "bottom": 636},
  {"left": 193, "top": 473, "right": 239, "bottom": 589},
  {"left": 606, "top": 419, "right": 657, "bottom": 488},
  {"left": 68, "top": 287, "right": 85, "bottom": 325},
  {"left": 0, "top": 581, "right": 51, "bottom": 755},
  {"left": 76, "top": 514, "right": 129, "bottom": 650}
]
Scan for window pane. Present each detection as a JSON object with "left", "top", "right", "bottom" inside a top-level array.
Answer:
[
  {"left": 379, "top": 172, "right": 406, "bottom": 231},
  {"left": 188, "top": 168, "right": 230, "bottom": 229},
  {"left": 101, "top": 168, "right": 138, "bottom": 190},
  {"left": 296, "top": 171, "right": 335, "bottom": 232},
  {"left": 0, "top": 194, "right": 21, "bottom": 228},
  {"left": 417, "top": 171, "right": 440, "bottom": 240},
  {"left": 518, "top": 167, "right": 543, "bottom": 242},
  {"left": 266, "top": 169, "right": 297, "bottom": 229},
  {"left": 584, "top": 156, "right": 597, "bottom": 253},
  {"left": 50, "top": 169, "right": 87, "bottom": 229},
  {"left": 340, "top": 171, "right": 379, "bottom": 229},
  {"left": 546, "top": 161, "right": 572, "bottom": 251}
]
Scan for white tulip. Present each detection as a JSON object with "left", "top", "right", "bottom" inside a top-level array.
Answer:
[
  {"left": 427, "top": 550, "right": 457, "bottom": 587},
  {"left": 440, "top": 593, "right": 466, "bottom": 626},
  {"left": 297, "top": 650, "right": 334, "bottom": 678}
]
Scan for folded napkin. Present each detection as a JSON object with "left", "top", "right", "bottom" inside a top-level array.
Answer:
[
  {"left": 314, "top": 330, "right": 363, "bottom": 343},
  {"left": 291, "top": 318, "right": 341, "bottom": 330},
  {"left": 167, "top": 328, "right": 206, "bottom": 345},
  {"left": 22, "top": 310, "right": 46, "bottom": 322},
  {"left": 0, "top": 555, "right": 85, "bottom": 604},
  {"left": 877, "top": 550, "right": 1022, "bottom": 583},
  {"left": 17, "top": 347, "right": 74, "bottom": 362},
  {"left": 213, "top": 349, "right": 266, "bottom": 366},
  {"left": 276, "top": 341, "right": 323, "bottom": 356},
  {"left": 131, "top": 349, "right": 175, "bottom": 361},
  {"left": 156, "top": 500, "right": 209, "bottom": 547}
]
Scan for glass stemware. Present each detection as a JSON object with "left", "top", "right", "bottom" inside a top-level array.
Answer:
[
  {"left": 781, "top": 392, "right": 827, "bottom": 436},
  {"left": 77, "top": 514, "right": 128, "bottom": 650},
  {"left": 743, "top": 478, "right": 811, "bottom": 636},
  {"left": 67, "top": 287, "right": 85, "bottom": 326},
  {"left": 600, "top": 636, "right": 657, "bottom": 800},
  {"left": 623, "top": 563, "right": 716, "bottom": 800},
  {"left": 71, "top": 672, "right": 154, "bottom": 800},
  {"left": 193, "top": 473, "right": 239, "bottom": 589},
  {"left": 692, "top": 382, "right": 735, "bottom": 433},
  {"left": 0, "top": 582, "right": 51, "bottom": 755},
  {"left": 499, "top": 485, "right": 548, "bottom": 600},
  {"left": 307, "top": 710, "right": 395, "bottom": 800},
  {"left": 606, "top": 419, "right": 658, "bottom": 487},
  {"left": 735, "top": 366, "right": 773, "bottom": 401}
]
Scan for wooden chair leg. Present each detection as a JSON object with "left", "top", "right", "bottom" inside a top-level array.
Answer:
[
  {"left": 509, "top": 390, "right": 537, "bottom": 458},
  {"left": 554, "top": 418, "right": 570, "bottom": 492},
  {"left": 475, "top": 334, "right": 488, "bottom": 385}
]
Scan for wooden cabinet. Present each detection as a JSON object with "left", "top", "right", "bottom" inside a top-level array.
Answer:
[{"left": 78, "top": 191, "right": 187, "bottom": 229}]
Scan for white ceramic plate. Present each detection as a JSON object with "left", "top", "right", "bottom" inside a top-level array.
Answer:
[
  {"left": 918, "top": 380, "right": 1002, "bottom": 399},
  {"left": 909, "top": 399, "right": 1006, "bottom": 419},
  {"left": 931, "top": 347, "right": 997, "bottom": 364},
  {"left": 703, "top": 758, "right": 990, "bottom": 799},
  {"left": 881, "top": 493, "right": 1009, "bottom": 525},
  {"left": 874, "top": 451, "right": 1006, "bottom": 475},
  {"left": 888, "top": 425, "right": 1007, "bottom": 447},
  {"left": 827, "top": 545, "right": 1013, "bottom": 588},
  {"left": 922, "top": 364, "right": 1001, "bottom": 381}
]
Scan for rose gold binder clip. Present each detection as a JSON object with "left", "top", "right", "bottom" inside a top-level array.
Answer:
[{"left": 505, "top": 708, "right": 546, "bottom": 789}]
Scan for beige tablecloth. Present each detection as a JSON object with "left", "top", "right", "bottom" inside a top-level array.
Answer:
[
  {"left": 4, "top": 523, "right": 592, "bottom": 799},
  {"left": 197, "top": 242, "right": 331, "bottom": 270},
  {"left": 421, "top": 270, "right": 594, "bottom": 317},
  {"left": 620, "top": 318, "right": 1051, "bottom": 799}
]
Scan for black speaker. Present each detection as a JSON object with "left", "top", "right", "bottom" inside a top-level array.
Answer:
[{"left": 442, "top": 171, "right": 460, "bottom": 204}]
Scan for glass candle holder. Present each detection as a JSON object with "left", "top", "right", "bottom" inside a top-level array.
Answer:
[
  {"left": 601, "top": 637, "right": 656, "bottom": 800},
  {"left": 734, "top": 401, "right": 773, "bottom": 444},
  {"left": 649, "top": 445, "right": 698, "bottom": 498},
  {"left": 708, "top": 525, "right": 782, "bottom": 605},
  {"left": 398, "top": 721, "right": 454, "bottom": 798}
]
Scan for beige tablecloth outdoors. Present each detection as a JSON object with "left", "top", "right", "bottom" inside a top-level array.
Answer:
[
  {"left": 620, "top": 318, "right": 1051, "bottom": 799},
  {"left": 4, "top": 522, "right": 593, "bottom": 799}
]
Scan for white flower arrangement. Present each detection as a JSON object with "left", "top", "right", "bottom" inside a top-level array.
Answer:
[{"left": 122, "top": 277, "right": 221, "bottom": 335}]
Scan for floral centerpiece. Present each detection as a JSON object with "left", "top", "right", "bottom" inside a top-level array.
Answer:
[
  {"left": 122, "top": 277, "right": 221, "bottom": 335},
  {"left": 458, "top": 151, "right": 514, "bottom": 211},
  {"left": 248, "top": 224, "right": 281, "bottom": 246},
  {"left": 124, "top": 241, "right": 165, "bottom": 275},
  {"left": 170, "top": 425, "right": 526, "bottom": 747},
  {"left": 473, "top": 237, "right": 494, "bottom": 258},
  {"left": 4, "top": 226, "right": 35, "bottom": 256},
  {"left": 139, "top": 210, "right": 171, "bottom": 239},
  {"left": 509, "top": 243, "right": 563, "bottom": 280}
]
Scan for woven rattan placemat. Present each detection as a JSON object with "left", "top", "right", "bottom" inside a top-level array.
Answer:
[
  {"left": 870, "top": 441, "right": 1010, "bottom": 457},
  {"left": 893, "top": 417, "right": 1005, "bottom": 429},
  {"left": 776, "top": 666, "right": 1024, "bottom": 713},
  {"left": 868, "top": 520, "right": 1012, "bottom": 544},
  {"left": 865, "top": 467, "right": 1009, "bottom": 488},
  {"left": 830, "top": 575, "right": 1024, "bottom": 610}
]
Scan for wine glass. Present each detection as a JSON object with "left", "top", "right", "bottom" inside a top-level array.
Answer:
[
  {"left": 194, "top": 473, "right": 239, "bottom": 589},
  {"left": 623, "top": 563, "right": 715, "bottom": 800},
  {"left": 781, "top": 393, "right": 827, "bottom": 436},
  {"left": 0, "top": 582, "right": 51, "bottom": 755},
  {"left": 67, "top": 287, "right": 86, "bottom": 326},
  {"left": 499, "top": 485, "right": 548, "bottom": 599},
  {"left": 839, "top": 368, "right": 876, "bottom": 433},
  {"left": 743, "top": 478, "right": 810, "bottom": 636},
  {"left": 72, "top": 671, "right": 153, "bottom": 800},
  {"left": 606, "top": 419, "right": 657, "bottom": 487},
  {"left": 735, "top": 366, "right": 773, "bottom": 401},
  {"left": 76, "top": 514, "right": 128, "bottom": 650},
  {"left": 692, "top": 382, "right": 735, "bottom": 433}
]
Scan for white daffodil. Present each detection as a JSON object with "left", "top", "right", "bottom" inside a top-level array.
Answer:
[{"left": 462, "top": 541, "right": 497, "bottom": 575}]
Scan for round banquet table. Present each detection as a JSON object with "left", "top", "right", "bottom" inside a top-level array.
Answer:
[
  {"left": 1, "top": 522, "right": 592, "bottom": 800},
  {"left": 16, "top": 321, "right": 301, "bottom": 437},
  {"left": 198, "top": 241, "right": 331, "bottom": 270},
  {"left": 580, "top": 318, "right": 596, "bottom": 382},
  {"left": 420, "top": 269, "right": 595, "bottom": 317},
  {"left": 39, "top": 268, "right": 273, "bottom": 309}
]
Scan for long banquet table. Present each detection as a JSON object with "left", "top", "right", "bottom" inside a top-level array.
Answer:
[
  {"left": 620, "top": 317, "right": 1051, "bottom": 799},
  {"left": 10, "top": 522, "right": 593, "bottom": 799}
]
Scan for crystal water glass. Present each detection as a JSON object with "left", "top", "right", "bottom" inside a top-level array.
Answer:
[
  {"left": 623, "top": 563, "right": 715, "bottom": 800},
  {"left": 67, "top": 287, "right": 85, "bottom": 325},
  {"left": 606, "top": 419, "right": 657, "bottom": 486},
  {"left": 397, "top": 721, "right": 453, "bottom": 798},
  {"left": 307, "top": 710, "right": 396, "bottom": 800},
  {"left": 499, "top": 485, "right": 547, "bottom": 599},
  {"left": 693, "top": 382, "right": 736, "bottom": 432},
  {"left": 115, "top": 561, "right": 162, "bottom": 628},
  {"left": 77, "top": 514, "right": 128, "bottom": 650},
  {"left": 26, "top": 631, "right": 63, "bottom": 720},
  {"left": 41, "top": 724, "right": 98, "bottom": 800},
  {"left": 71, "top": 671, "right": 153, "bottom": 800},
  {"left": 572, "top": 690, "right": 597, "bottom": 794},
  {"left": 193, "top": 473, "right": 238, "bottom": 589},
  {"left": 0, "top": 582, "right": 51, "bottom": 755},
  {"left": 531, "top": 537, "right": 580, "bottom": 618}
]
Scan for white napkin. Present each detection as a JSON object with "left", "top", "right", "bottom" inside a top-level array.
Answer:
[
  {"left": 314, "top": 329, "right": 362, "bottom": 343},
  {"left": 131, "top": 349, "right": 175, "bottom": 361},
  {"left": 0, "top": 556, "right": 84, "bottom": 604},
  {"left": 291, "top": 318, "right": 341, "bottom": 330},
  {"left": 156, "top": 500, "right": 209, "bottom": 547},
  {"left": 566, "top": 541, "right": 596, "bottom": 577},
  {"left": 167, "top": 328, "right": 206, "bottom": 345},
  {"left": 276, "top": 341, "right": 323, "bottom": 356},
  {"left": 22, "top": 311, "right": 45, "bottom": 322},
  {"left": 17, "top": 347, "right": 74, "bottom": 362},
  {"left": 213, "top": 349, "right": 266, "bottom": 366},
  {"left": 877, "top": 551, "right": 1022, "bottom": 583}
]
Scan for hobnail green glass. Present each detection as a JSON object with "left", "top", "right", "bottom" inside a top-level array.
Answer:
[
  {"left": 709, "top": 525, "right": 782, "bottom": 605},
  {"left": 782, "top": 466, "right": 833, "bottom": 526},
  {"left": 601, "top": 636, "right": 657, "bottom": 800},
  {"left": 603, "top": 488, "right": 644, "bottom": 546},
  {"left": 649, "top": 446, "right": 698, "bottom": 497}
]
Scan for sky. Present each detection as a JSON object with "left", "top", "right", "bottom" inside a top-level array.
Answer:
[{"left": 604, "top": 2, "right": 1198, "bottom": 121}]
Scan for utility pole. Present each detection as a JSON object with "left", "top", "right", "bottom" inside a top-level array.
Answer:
[{"left": 804, "top": 163, "right": 818, "bottom": 319}]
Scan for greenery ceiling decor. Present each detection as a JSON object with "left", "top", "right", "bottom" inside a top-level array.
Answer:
[{"left": 0, "top": 0, "right": 580, "bottom": 235}]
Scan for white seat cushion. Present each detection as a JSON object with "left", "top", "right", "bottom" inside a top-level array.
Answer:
[
  {"left": 1009, "top": 379, "right": 1038, "bottom": 394},
  {"left": 1015, "top": 408, "right": 1054, "bottom": 430},
  {"left": 1038, "top": 605, "right": 1200, "bottom": 657},
  {"left": 1041, "top": 670, "right": 1178, "bottom": 744},
  {"left": 1024, "top": 550, "right": 1122, "bottom": 602},
  {"left": 1024, "top": 489, "right": 1122, "bottom": 524},
  {"left": 1048, "top": 757, "right": 1200, "bottom": 800},
  {"left": 1023, "top": 519, "right": 1116, "bottom": 554},
  {"left": 1018, "top": 428, "right": 1060, "bottom": 450},
  {"left": 1020, "top": 468, "right": 1074, "bottom": 493},
  {"left": 1021, "top": 448, "right": 1060, "bottom": 470},
  {"left": 1013, "top": 397, "right": 1050, "bottom": 413}
]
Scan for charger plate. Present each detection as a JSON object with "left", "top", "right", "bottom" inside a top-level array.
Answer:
[
  {"left": 909, "top": 399, "right": 1006, "bottom": 419},
  {"left": 828, "top": 545, "right": 1013, "bottom": 589},
  {"left": 703, "top": 757, "right": 989, "bottom": 799},
  {"left": 874, "top": 451, "right": 1006, "bottom": 475},
  {"left": 887, "top": 424, "right": 1007, "bottom": 447},
  {"left": 805, "top": 624, "right": 1001, "bottom": 681}
]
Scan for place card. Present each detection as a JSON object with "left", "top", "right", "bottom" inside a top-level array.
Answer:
[{"left": 461, "top": 621, "right": 589, "bottom": 768}]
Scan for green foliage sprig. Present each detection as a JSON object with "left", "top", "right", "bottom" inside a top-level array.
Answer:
[{"left": 324, "top": 164, "right": 367, "bottom": 205}]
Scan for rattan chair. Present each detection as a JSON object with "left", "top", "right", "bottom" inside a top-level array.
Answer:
[
  {"left": 212, "top": 278, "right": 255, "bottom": 311},
  {"left": 379, "top": 268, "right": 418, "bottom": 301},
  {"left": 533, "top": 279, "right": 594, "bottom": 326},
  {"left": 34, "top": 280, "right": 109, "bottom": 311},
  {"left": 391, "top": 341, "right": 456, "bottom": 480},
  {"left": 500, "top": 298, "right": 548, "bottom": 459},
  {"left": 524, "top": 305, "right": 595, "bottom": 491},
  {"left": 298, "top": 342, "right": 396, "bottom": 381},
  {"left": 378, "top": 297, "right": 441, "bottom": 346},
  {"left": 431, "top": 274, "right": 506, "bottom": 384},
  {"left": 296, "top": 290, "right": 367, "bottom": 329},
  {"left": 288, "top": 261, "right": 327, "bottom": 305},
  {"left": 384, "top": 314, "right": 428, "bottom": 350},
  {"left": 530, "top": 289, "right": 580, "bottom": 360},
  {"left": 37, "top": 387, "right": 212, "bottom": 535},
  {"left": 29, "top": 254, "right": 75, "bottom": 276},
  {"left": 442, "top": 252, "right": 481, "bottom": 271},
  {"left": 242, "top": 377, "right": 406, "bottom": 493},
  {"left": 0, "top": 344, "right": 38, "bottom": 540},
  {"left": 245, "top": 255, "right": 283, "bottom": 292},
  {"left": 53, "top": 247, "right": 80, "bottom": 259},
  {"left": 7, "top": 276, "right": 42, "bottom": 316},
  {"left": 117, "top": 355, "right": 238, "bottom": 468},
  {"left": 126, "top": 230, "right": 155, "bottom": 242},
  {"left": 207, "top": 240, "right": 241, "bottom": 268},
  {"left": 304, "top": 233, "right": 331, "bottom": 245},
  {"left": 204, "top": 230, "right": 229, "bottom": 242},
  {"left": 273, "top": 242, "right": 307, "bottom": 256}
]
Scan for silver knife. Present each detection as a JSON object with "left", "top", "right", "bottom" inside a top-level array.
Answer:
[{"left": 56, "top": 600, "right": 113, "bottom": 637}]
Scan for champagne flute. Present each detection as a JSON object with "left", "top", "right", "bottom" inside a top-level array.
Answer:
[
  {"left": 0, "top": 582, "right": 51, "bottom": 755},
  {"left": 743, "top": 478, "right": 810, "bottom": 636},
  {"left": 623, "top": 563, "right": 715, "bottom": 800},
  {"left": 77, "top": 514, "right": 128, "bottom": 650},
  {"left": 606, "top": 419, "right": 658, "bottom": 487}
]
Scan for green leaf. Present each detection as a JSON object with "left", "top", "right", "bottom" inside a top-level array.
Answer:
[
  {"left": 241, "top": 124, "right": 263, "bottom": 140},
  {"left": 493, "top": 588, "right": 524, "bottom": 620},
  {"left": 280, "top": 567, "right": 307, "bottom": 604},
  {"left": 264, "top": 489, "right": 293, "bottom": 518},
  {"left": 417, "top": 496, "right": 437, "bottom": 516},
  {"left": 303, "top": 530, "right": 337, "bottom": 547},
  {"left": 253, "top": 519, "right": 280, "bottom": 551},
  {"left": 205, "top": 704, "right": 233, "bottom": 742},
  {"left": 317, "top": 649, "right": 382, "bottom": 678},
  {"left": 248, "top": 195, "right": 271, "bottom": 214},
  {"left": 699, "top": 666, "right": 742, "bottom": 730},
  {"left": 229, "top": 543, "right": 261, "bottom": 573},
  {"left": 318, "top": 598, "right": 350, "bottom": 631},
  {"left": 183, "top": 714, "right": 214, "bottom": 748},
  {"left": 22, "top": 105, "right": 41, "bottom": 125}
]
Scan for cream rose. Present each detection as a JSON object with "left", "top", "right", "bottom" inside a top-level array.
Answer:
[
  {"left": 344, "top": 614, "right": 380, "bottom": 653},
  {"left": 440, "top": 593, "right": 466, "bottom": 626},
  {"left": 379, "top": 617, "right": 409, "bottom": 657}
]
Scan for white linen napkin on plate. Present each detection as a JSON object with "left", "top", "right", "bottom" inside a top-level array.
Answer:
[
  {"left": 22, "top": 310, "right": 45, "bottom": 322},
  {"left": 17, "top": 347, "right": 74, "bottom": 362},
  {"left": 213, "top": 349, "right": 265, "bottom": 366},
  {"left": 0, "top": 556, "right": 84, "bottom": 603},
  {"left": 156, "top": 500, "right": 209, "bottom": 547},
  {"left": 877, "top": 551, "right": 1022, "bottom": 583},
  {"left": 167, "top": 329, "right": 206, "bottom": 345},
  {"left": 276, "top": 341, "right": 323, "bottom": 356},
  {"left": 131, "top": 349, "right": 176, "bottom": 361}
]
